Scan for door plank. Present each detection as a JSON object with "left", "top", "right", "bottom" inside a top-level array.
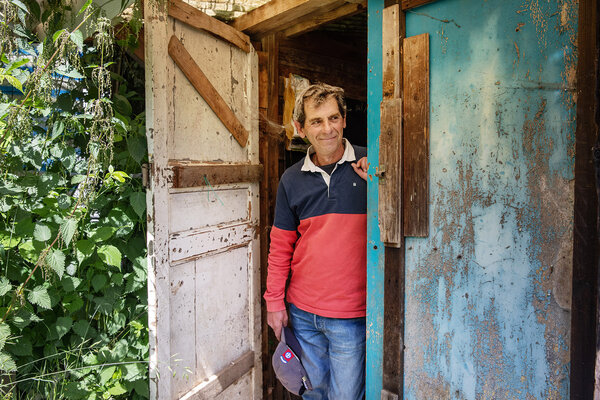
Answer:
[
  {"left": 380, "top": 5, "right": 405, "bottom": 399},
  {"left": 168, "top": 0, "right": 251, "bottom": 53},
  {"left": 379, "top": 4, "right": 404, "bottom": 247},
  {"left": 168, "top": 35, "right": 250, "bottom": 148},
  {"left": 180, "top": 350, "right": 255, "bottom": 400},
  {"left": 379, "top": 98, "right": 403, "bottom": 246},
  {"left": 171, "top": 163, "right": 263, "bottom": 188},
  {"left": 169, "top": 223, "right": 255, "bottom": 263},
  {"left": 402, "top": 33, "right": 429, "bottom": 237}
]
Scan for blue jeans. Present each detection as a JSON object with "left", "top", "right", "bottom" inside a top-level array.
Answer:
[{"left": 289, "top": 303, "right": 366, "bottom": 400}]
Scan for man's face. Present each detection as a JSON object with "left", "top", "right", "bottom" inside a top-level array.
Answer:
[{"left": 295, "top": 96, "right": 346, "bottom": 163}]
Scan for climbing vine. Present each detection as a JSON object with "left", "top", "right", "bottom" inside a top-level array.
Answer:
[{"left": 0, "top": 0, "right": 148, "bottom": 397}]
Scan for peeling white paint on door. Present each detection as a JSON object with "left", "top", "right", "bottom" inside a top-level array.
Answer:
[{"left": 145, "top": 1, "right": 260, "bottom": 398}]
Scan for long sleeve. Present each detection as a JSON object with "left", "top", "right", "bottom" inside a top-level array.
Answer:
[{"left": 263, "top": 181, "right": 298, "bottom": 312}]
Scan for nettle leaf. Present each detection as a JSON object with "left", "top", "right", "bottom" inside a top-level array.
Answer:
[
  {"left": 107, "top": 208, "right": 134, "bottom": 238},
  {"left": 76, "top": 240, "right": 94, "bottom": 265},
  {"left": 52, "top": 29, "right": 66, "bottom": 43},
  {"left": 51, "top": 120, "right": 64, "bottom": 140},
  {"left": 127, "top": 136, "right": 147, "bottom": 165},
  {"left": 19, "top": 240, "right": 44, "bottom": 263},
  {"left": 12, "top": 308, "right": 41, "bottom": 330},
  {"left": 132, "top": 379, "right": 149, "bottom": 397},
  {"left": 91, "top": 274, "right": 107, "bottom": 292},
  {"left": 57, "top": 194, "right": 71, "bottom": 209},
  {"left": 70, "top": 30, "right": 83, "bottom": 52},
  {"left": 99, "top": 365, "right": 116, "bottom": 385},
  {"left": 0, "top": 231, "right": 20, "bottom": 249},
  {"left": 0, "top": 323, "right": 11, "bottom": 351},
  {"left": 7, "top": 335, "right": 32, "bottom": 356},
  {"left": 72, "top": 320, "right": 91, "bottom": 338},
  {"left": 0, "top": 352, "right": 16, "bottom": 372},
  {"left": 63, "top": 295, "right": 83, "bottom": 313},
  {"left": 98, "top": 245, "right": 121, "bottom": 268},
  {"left": 47, "top": 249, "right": 66, "bottom": 278},
  {"left": 0, "top": 277, "right": 11, "bottom": 296},
  {"left": 121, "top": 362, "right": 145, "bottom": 382},
  {"left": 3, "top": 75, "right": 23, "bottom": 93},
  {"left": 33, "top": 223, "right": 52, "bottom": 242},
  {"left": 62, "top": 276, "right": 81, "bottom": 292},
  {"left": 51, "top": 316, "right": 72, "bottom": 340},
  {"left": 77, "top": 0, "right": 92, "bottom": 15},
  {"left": 130, "top": 191, "right": 146, "bottom": 218},
  {"left": 108, "top": 382, "right": 128, "bottom": 396},
  {"left": 62, "top": 381, "right": 88, "bottom": 399},
  {"left": 28, "top": 285, "right": 51, "bottom": 309},
  {"left": 60, "top": 218, "right": 78, "bottom": 246},
  {"left": 89, "top": 226, "right": 116, "bottom": 241}
]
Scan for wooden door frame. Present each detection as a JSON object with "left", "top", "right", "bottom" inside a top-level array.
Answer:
[{"left": 573, "top": 0, "right": 600, "bottom": 398}]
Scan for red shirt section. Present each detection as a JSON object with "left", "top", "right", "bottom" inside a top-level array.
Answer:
[{"left": 265, "top": 213, "right": 367, "bottom": 318}]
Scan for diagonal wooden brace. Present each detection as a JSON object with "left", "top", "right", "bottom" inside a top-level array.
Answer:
[{"left": 168, "top": 35, "right": 249, "bottom": 148}]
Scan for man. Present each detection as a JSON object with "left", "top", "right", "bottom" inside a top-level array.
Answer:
[{"left": 264, "top": 83, "right": 368, "bottom": 399}]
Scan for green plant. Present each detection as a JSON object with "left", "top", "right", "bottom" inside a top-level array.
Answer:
[{"left": 0, "top": 0, "right": 149, "bottom": 397}]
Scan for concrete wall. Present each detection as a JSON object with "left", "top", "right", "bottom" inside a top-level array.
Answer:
[{"left": 403, "top": 0, "right": 578, "bottom": 398}]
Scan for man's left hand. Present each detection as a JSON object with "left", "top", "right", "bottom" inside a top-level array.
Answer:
[{"left": 351, "top": 157, "right": 368, "bottom": 181}]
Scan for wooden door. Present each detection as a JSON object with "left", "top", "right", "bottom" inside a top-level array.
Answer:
[{"left": 144, "top": 2, "right": 261, "bottom": 399}]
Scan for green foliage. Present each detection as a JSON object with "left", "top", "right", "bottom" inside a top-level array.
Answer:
[{"left": 0, "top": 0, "right": 149, "bottom": 397}]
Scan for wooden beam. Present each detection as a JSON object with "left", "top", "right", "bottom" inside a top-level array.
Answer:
[
  {"left": 572, "top": 0, "right": 599, "bottom": 396},
  {"left": 230, "top": 0, "right": 340, "bottom": 38},
  {"left": 180, "top": 351, "right": 254, "bottom": 399},
  {"left": 379, "top": 6, "right": 405, "bottom": 400},
  {"left": 171, "top": 164, "right": 263, "bottom": 188},
  {"left": 168, "top": 0, "right": 251, "bottom": 53},
  {"left": 401, "top": 0, "right": 437, "bottom": 10},
  {"left": 284, "top": 0, "right": 366, "bottom": 38},
  {"left": 379, "top": 99, "right": 403, "bottom": 246},
  {"left": 379, "top": 4, "right": 404, "bottom": 246},
  {"left": 168, "top": 35, "right": 249, "bottom": 147},
  {"left": 402, "top": 33, "right": 429, "bottom": 237}
]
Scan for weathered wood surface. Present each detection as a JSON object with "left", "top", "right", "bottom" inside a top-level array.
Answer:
[
  {"left": 168, "top": 35, "right": 250, "bottom": 148},
  {"left": 144, "top": 0, "right": 174, "bottom": 397},
  {"left": 379, "top": 4, "right": 404, "bottom": 247},
  {"left": 402, "top": 32, "right": 429, "bottom": 237},
  {"left": 171, "top": 163, "right": 263, "bottom": 188},
  {"left": 180, "top": 351, "right": 255, "bottom": 400},
  {"left": 168, "top": 0, "right": 251, "bottom": 53},
  {"left": 379, "top": 99, "right": 403, "bottom": 246},
  {"left": 382, "top": 4, "right": 403, "bottom": 99},
  {"left": 283, "top": 0, "right": 366, "bottom": 38},
  {"left": 148, "top": 7, "right": 261, "bottom": 398},
  {"left": 573, "top": 0, "right": 599, "bottom": 397},
  {"left": 231, "top": 0, "right": 341, "bottom": 38},
  {"left": 380, "top": 5, "right": 405, "bottom": 399},
  {"left": 401, "top": 0, "right": 437, "bottom": 10}
]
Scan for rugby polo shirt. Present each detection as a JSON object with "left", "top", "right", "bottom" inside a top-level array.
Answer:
[{"left": 264, "top": 139, "right": 367, "bottom": 318}]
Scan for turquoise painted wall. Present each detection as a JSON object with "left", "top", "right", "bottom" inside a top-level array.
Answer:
[{"left": 401, "top": 0, "right": 578, "bottom": 398}]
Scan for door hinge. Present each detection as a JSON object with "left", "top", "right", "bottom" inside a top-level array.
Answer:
[{"left": 142, "top": 163, "right": 152, "bottom": 189}]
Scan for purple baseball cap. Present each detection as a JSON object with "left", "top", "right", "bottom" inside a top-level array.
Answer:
[{"left": 272, "top": 326, "right": 312, "bottom": 395}]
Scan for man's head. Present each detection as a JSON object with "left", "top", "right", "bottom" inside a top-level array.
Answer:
[{"left": 293, "top": 83, "right": 347, "bottom": 165}]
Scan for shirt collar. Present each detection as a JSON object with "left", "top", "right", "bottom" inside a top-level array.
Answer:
[{"left": 301, "top": 139, "right": 356, "bottom": 172}]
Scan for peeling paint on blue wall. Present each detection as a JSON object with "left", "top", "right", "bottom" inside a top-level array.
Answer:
[{"left": 403, "top": 0, "right": 577, "bottom": 399}]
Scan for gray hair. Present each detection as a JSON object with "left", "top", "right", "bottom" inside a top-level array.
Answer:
[{"left": 293, "top": 83, "right": 346, "bottom": 127}]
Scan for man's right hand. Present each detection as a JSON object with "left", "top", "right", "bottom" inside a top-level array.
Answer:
[{"left": 267, "top": 309, "right": 288, "bottom": 341}]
